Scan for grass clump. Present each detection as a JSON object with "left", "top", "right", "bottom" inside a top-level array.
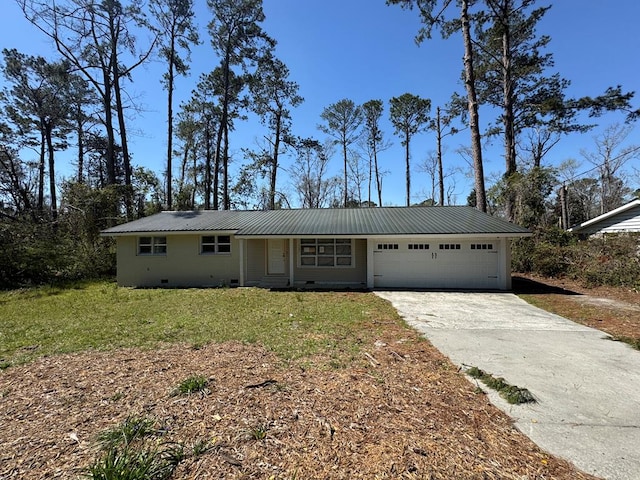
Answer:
[
  {"left": 173, "top": 375, "right": 209, "bottom": 396},
  {"left": 87, "top": 444, "right": 178, "bottom": 480},
  {"left": 88, "top": 416, "right": 207, "bottom": 480},
  {"left": 466, "top": 366, "right": 536, "bottom": 405},
  {"left": 97, "top": 416, "right": 157, "bottom": 450},
  {"left": 90, "top": 417, "right": 178, "bottom": 480}
]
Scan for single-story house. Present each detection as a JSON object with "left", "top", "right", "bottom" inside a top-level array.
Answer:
[
  {"left": 568, "top": 199, "right": 640, "bottom": 236},
  {"left": 101, "top": 207, "right": 531, "bottom": 290}
]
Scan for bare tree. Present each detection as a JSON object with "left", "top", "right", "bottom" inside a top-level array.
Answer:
[
  {"left": 581, "top": 123, "right": 640, "bottom": 214},
  {"left": 291, "top": 138, "right": 340, "bottom": 208}
]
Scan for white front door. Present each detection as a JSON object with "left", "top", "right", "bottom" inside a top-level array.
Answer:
[{"left": 267, "top": 239, "right": 286, "bottom": 275}]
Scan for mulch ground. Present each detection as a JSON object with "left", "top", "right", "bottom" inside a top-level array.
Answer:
[
  {"left": 0, "top": 311, "right": 598, "bottom": 480},
  {"left": 513, "top": 274, "right": 640, "bottom": 342}
]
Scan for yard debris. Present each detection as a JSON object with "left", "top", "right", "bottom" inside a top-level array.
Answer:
[
  {"left": 0, "top": 335, "right": 596, "bottom": 479},
  {"left": 244, "top": 379, "right": 278, "bottom": 389},
  {"left": 363, "top": 351, "right": 380, "bottom": 367}
]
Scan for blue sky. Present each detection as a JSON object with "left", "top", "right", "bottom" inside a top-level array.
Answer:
[{"left": 1, "top": 0, "right": 639, "bottom": 207}]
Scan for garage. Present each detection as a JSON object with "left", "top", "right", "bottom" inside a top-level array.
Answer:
[{"left": 373, "top": 239, "right": 500, "bottom": 289}]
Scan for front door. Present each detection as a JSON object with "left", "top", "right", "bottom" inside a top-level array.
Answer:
[{"left": 267, "top": 239, "right": 286, "bottom": 275}]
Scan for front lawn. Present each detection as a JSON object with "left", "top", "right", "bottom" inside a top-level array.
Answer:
[
  {"left": 0, "top": 281, "right": 594, "bottom": 479},
  {"left": 0, "top": 281, "right": 396, "bottom": 368}
]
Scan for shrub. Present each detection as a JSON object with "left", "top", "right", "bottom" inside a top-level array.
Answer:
[{"left": 513, "top": 228, "right": 640, "bottom": 289}]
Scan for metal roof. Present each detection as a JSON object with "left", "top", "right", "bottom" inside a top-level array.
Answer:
[{"left": 101, "top": 207, "right": 531, "bottom": 237}]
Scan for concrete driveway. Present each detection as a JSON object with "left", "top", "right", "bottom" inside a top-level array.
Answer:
[{"left": 375, "top": 291, "right": 640, "bottom": 480}]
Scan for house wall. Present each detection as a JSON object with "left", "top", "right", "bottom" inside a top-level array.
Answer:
[
  {"left": 245, "top": 238, "right": 267, "bottom": 284},
  {"left": 291, "top": 238, "right": 367, "bottom": 286},
  {"left": 579, "top": 205, "right": 640, "bottom": 235},
  {"left": 116, "top": 235, "right": 241, "bottom": 287}
]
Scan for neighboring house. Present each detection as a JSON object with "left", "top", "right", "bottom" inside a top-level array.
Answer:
[
  {"left": 101, "top": 207, "right": 530, "bottom": 290},
  {"left": 568, "top": 199, "right": 640, "bottom": 236}
]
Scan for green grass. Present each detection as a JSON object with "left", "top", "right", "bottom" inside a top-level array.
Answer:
[
  {"left": 0, "top": 280, "right": 399, "bottom": 367},
  {"left": 89, "top": 417, "right": 188, "bottom": 480},
  {"left": 173, "top": 375, "right": 209, "bottom": 396}
]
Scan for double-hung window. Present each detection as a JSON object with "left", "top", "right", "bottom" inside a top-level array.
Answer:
[
  {"left": 201, "top": 235, "right": 231, "bottom": 254},
  {"left": 300, "top": 239, "right": 352, "bottom": 267},
  {"left": 138, "top": 236, "right": 167, "bottom": 255}
]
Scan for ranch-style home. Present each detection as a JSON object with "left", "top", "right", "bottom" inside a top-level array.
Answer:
[
  {"left": 568, "top": 199, "right": 640, "bottom": 236},
  {"left": 102, "top": 206, "right": 530, "bottom": 290}
]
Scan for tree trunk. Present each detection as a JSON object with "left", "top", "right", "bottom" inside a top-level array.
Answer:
[
  {"left": 405, "top": 129, "right": 411, "bottom": 207},
  {"left": 501, "top": 2, "right": 517, "bottom": 221},
  {"left": 374, "top": 143, "right": 382, "bottom": 207},
  {"left": 270, "top": 112, "right": 282, "bottom": 210},
  {"left": 436, "top": 107, "right": 445, "bottom": 206},
  {"left": 461, "top": 0, "right": 486, "bottom": 212},
  {"left": 37, "top": 129, "right": 45, "bottom": 212},
  {"left": 166, "top": 35, "right": 176, "bottom": 211},
  {"left": 343, "top": 141, "right": 348, "bottom": 207},
  {"left": 113, "top": 67, "right": 132, "bottom": 218},
  {"left": 223, "top": 121, "right": 230, "bottom": 209},
  {"left": 76, "top": 104, "right": 84, "bottom": 183},
  {"left": 207, "top": 116, "right": 214, "bottom": 210},
  {"left": 559, "top": 184, "right": 568, "bottom": 229},
  {"left": 45, "top": 122, "right": 57, "bottom": 221},
  {"left": 191, "top": 147, "right": 197, "bottom": 209},
  {"left": 368, "top": 147, "right": 372, "bottom": 206}
]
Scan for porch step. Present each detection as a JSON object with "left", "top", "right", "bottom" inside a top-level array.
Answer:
[{"left": 258, "top": 276, "right": 290, "bottom": 289}]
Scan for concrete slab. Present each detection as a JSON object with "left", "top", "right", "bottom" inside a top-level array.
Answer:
[{"left": 375, "top": 291, "right": 640, "bottom": 480}]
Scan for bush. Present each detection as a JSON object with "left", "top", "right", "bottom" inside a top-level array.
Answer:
[
  {"left": 511, "top": 227, "right": 574, "bottom": 276},
  {"left": 513, "top": 228, "right": 640, "bottom": 289},
  {"left": 566, "top": 235, "right": 640, "bottom": 288}
]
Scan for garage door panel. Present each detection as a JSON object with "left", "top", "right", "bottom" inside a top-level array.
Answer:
[{"left": 374, "top": 240, "right": 499, "bottom": 289}]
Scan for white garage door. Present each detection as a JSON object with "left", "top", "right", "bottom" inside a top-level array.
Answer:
[{"left": 373, "top": 239, "right": 499, "bottom": 289}]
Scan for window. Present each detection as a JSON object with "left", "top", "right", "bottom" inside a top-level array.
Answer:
[
  {"left": 439, "top": 243, "right": 460, "bottom": 250},
  {"left": 300, "top": 239, "right": 352, "bottom": 267},
  {"left": 201, "top": 235, "right": 231, "bottom": 254},
  {"left": 408, "top": 243, "right": 430, "bottom": 250},
  {"left": 138, "top": 236, "right": 166, "bottom": 255},
  {"left": 471, "top": 243, "right": 494, "bottom": 250},
  {"left": 377, "top": 243, "right": 399, "bottom": 250}
]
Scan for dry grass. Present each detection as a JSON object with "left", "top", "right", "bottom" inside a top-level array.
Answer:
[{"left": 514, "top": 274, "right": 640, "bottom": 348}]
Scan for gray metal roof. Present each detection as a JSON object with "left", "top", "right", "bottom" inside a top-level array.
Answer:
[{"left": 102, "top": 207, "right": 531, "bottom": 237}]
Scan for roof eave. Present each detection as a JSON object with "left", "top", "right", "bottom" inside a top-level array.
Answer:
[{"left": 568, "top": 199, "right": 640, "bottom": 232}]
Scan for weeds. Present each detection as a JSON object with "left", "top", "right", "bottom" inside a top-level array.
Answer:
[
  {"left": 87, "top": 445, "right": 176, "bottom": 480},
  {"left": 88, "top": 416, "right": 211, "bottom": 480},
  {"left": 173, "top": 375, "right": 209, "bottom": 396},
  {"left": 466, "top": 366, "right": 536, "bottom": 405},
  {"left": 191, "top": 439, "right": 211, "bottom": 457},
  {"left": 247, "top": 422, "right": 270, "bottom": 441},
  {"left": 97, "top": 416, "right": 157, "bottom": 449},
  {"left": 608, "top": 335, "right": 640, "bottom": 351}
]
